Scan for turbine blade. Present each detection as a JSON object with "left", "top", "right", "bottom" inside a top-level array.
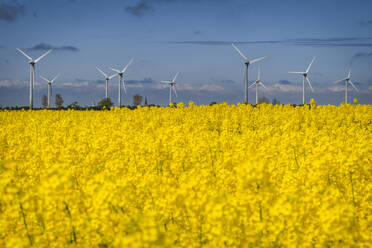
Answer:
[
  {"left": 172, "top": 72, "right": 179, "bottom": 83},
  {"left": 160, "top": 81, "right": 171, "bottom": 84},
  {"left": 288, "top": 71, "right": 304, "bottom": 74},
  {"left": 108, "top": 74, "right": 117, "bottom": 80},
  {"left": 34, "top": 49, "right": 52, "bottom": 63},
  {"left": 259, "top": 82, "right": 267, "bottom": 89},
  {"left": 348, "top": 64, "right": 352, "bottom": 78},
  {"left": 51, "top": 74, "right": 59, "bottom": 83},
  {"left": 334, "top": 78, "right": 348, "bottom": 84},
  {"left": 250, "top": 56, "right": 267, "bottom": 64},
  {"left": 121, "top": 59, "right": 133, "bottom": 73},
  {"left": 40, "top": 75, "right": 50, "bottom": 83},
  {"left": 96, "top": 67, "right": 108, "bottom": 78},
  {"left": 172, "top": 86, "right": 178, "bottom": 97},
  {"left": 122, "top": 79, "right": 127, "bottom": 94},
  {"left": 231, "top": 43, "right": 248, "bottom": 61},
  {"left": 306, "top": 56, "right": 316, "bottom": 73},
  {"left": 109, "top": 67, "right": 121, "bottom": 73},
  {"left": 306, "top": 77, "right": 314, "bottom": 92},
  {"left": 258, "top": 66, "right": 261, "bottom": 81},
  {"left": 16, "top": 48, "right": 33, "bottom": 61},
  {"left": 248, "top": 82, "right": 256, "bottom": 89},
  {"left": 348, "top": 80, "right": 359, "bottom": 92}
]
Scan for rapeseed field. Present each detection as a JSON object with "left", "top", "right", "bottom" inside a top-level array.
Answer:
[{"left": 0, "top": 103, "right": 371, "bottom": 247}]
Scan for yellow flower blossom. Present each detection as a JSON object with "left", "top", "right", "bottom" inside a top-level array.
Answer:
[{"left": 0, "top": 104, "right": 371, "bottom": 247}]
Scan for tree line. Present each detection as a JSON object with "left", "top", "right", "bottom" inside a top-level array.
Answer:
[{"left": 1, "top": 94, "right": 282, "bottom": 110}]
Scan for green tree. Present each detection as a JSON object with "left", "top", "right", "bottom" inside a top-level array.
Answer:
[
  {"left": 133, "top": 94, "right": 143, "bottom": 106},
  {"left": 272, "top": 98, "right": 280, "bottom": 105},
  {"left": 55, "top": 94, "right": 64, "bottom": 109},
  {"left": 67, "top": 101, "right": 80, "bottom": 109},
  {"left": 97, "top": 98, "right": 113, "bottom": 108},
  {"left": 41, "top": 95, "right": 48, "bottom": 108},
  {"left": 258, "top": 96, "right": 270, "bottom": 104}
]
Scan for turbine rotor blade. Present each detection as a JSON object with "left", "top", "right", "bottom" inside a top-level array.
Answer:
[
  {"left": 51, "top": 74, "right": 59, "bottom": 83},
  {"left": 306, "top": 77, "right": 314, "bottom": 92},
  {"left": 250, "top": 56, "right": 267, "bottom": 64},
  {"left": 258, "top": 66, "right": 261, "bottom": 81},
  {"left": 248, "top": 82, "right": 256, "bottom": 89},
  {"left": 172, "top": 72, "right": 179, "bottom": 83},
  {"left": 109, "top": 67, "right": 121, "bottom": 73},
  {"left": 306, "top": 56, "right": 316, "bottom": 73},
  {"left": 96, "top": 67, "right": 108, "bottom": 78},
  {"left": 108, "top": 74, "right": 117, "bottom": 80},
  {"left": 121, "top": 59, "right": 133, "bottom": 73},
  {"left": 259, "top": 82, "right": 267, "bottom": 89},
  {"left": 334, "top": 78, "right": 347, "bottom": 84},
  {"left": 122, "top": 79, "right": 127, "bottom": 94},
  {"left": 348, "top": 80, "right": 359, "bottom": 92},
  {"left": 34, "top": 49, "right": 52, "bottom": 63},
  {"left": 231, "top": 43, "right": 248, "bottom": 61},
  {"left": 16, "top": 48, "right": 33, "bottom": 61},
  {"left": 40, "top": 75, "right": 50, "bottom": 83},
  {"left": 160, "top": 81, "right": 171, "bottom": 84},
  {"left": 172, "top": 86, "right": 178, "bottom": 97},
  {"left": 348, "top": 64, "right": 352, "bottom": 78},
  {"left": 288, "top": 71, "right": 304, "bottom": 74}
]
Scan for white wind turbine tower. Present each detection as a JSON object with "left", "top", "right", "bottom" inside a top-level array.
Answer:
[
  {"left": 40, "top": 74, "right": 59, "bottom": 109},
  {"left": 160, "top": 72, "right": 179, "bottom": 105},
  {"left": 288, "top": 56, "right": 316, "bottom": 105},
  {"left": 96, "top": 67, "right": 117, "bottom": 99},
  {"left": 334, "top": 66, "right": 359, "bottom": 104},
  {"left": 248, "top": 66, "right": 267, "bottom": 104},
  {"left": 110, "top": 59, "right": 133, "bottom": 107},
  {"left": 17, "top": 48, "right": 52, "bottom": 109},
  {"left": 232, "top": 44, "right": 267, "bottom": 104}
]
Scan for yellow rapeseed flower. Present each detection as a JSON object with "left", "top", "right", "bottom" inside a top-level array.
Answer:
[{"left": 0, "top": 104, "right": 371, "bottom": 247}]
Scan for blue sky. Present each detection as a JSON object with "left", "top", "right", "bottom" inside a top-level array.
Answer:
[{"left": 0, "top": 0, "right": 372, "bottom": 107}]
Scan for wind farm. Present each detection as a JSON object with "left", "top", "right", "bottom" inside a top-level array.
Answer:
[{"left": 9, "top": 47, "right": 364, "bottom": 109}]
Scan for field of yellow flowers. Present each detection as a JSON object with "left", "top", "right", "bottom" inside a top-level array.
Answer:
[{"left": 0, "top": 103, "right": 371, "bottom": 247}]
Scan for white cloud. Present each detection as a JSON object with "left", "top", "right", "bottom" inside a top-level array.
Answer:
[
  {"left": 328, "top": 85, "right": 345, "bottom": 92},
  {"left": 0, "top": 80, "right": 43, "bottom": 88},
  {"left": 265, "top": 82, "right": 302, "bottom": 92}
]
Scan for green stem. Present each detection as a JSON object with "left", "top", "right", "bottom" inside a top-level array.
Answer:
[
  {"left": 349, "top": 171, "right": 356, "bottom": 207},
  {"left": 19, "top": 202, "right": 33, "bottom": 246}
]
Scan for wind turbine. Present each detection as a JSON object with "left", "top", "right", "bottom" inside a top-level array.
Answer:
[
  {"left": 17, "top": 48, "right": 52, "bottom": 109},
  {"left": 96, "top": 67, "right": 117, "bottom": 99},
  {"left": 160, "top": 72, "right": 179, "bottom": 105},
  {"left": 232, "top": 44, "right": 267, "bottom": 104},
  {"left": 110, "top": 59, "right": 133, "bottom": 107},
  {"left": 288, "top": 56, "right": 316, "bottom": 105},
  {"left": 248, "top": 66, "right": 267, "bottom": 104},
  {"left": 334, "top": 66, "right": 359, "bottom": 104},
  {"left": 40, "top": 74, "right": 59, "bottom": 109}
]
